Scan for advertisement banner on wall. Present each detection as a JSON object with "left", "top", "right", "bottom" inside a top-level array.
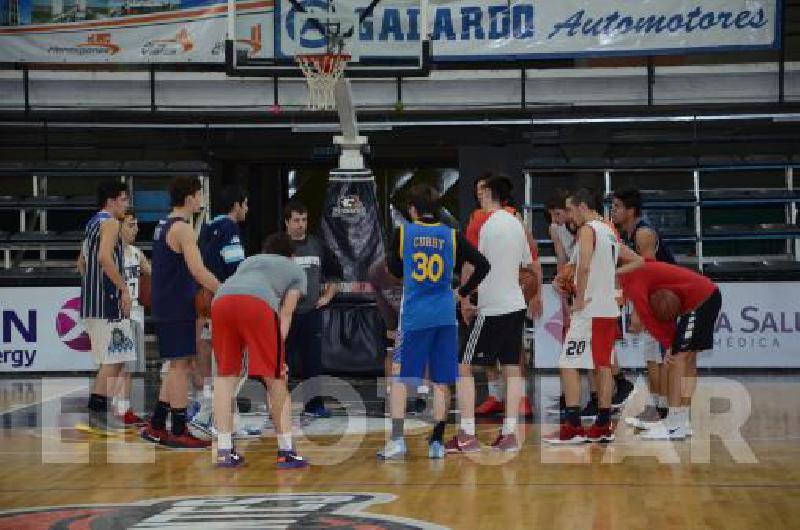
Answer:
[
  {"left": 278, "top": 0, "right": 779, "bottom": 61},
  {"left": 534, "top": 282, "right": 800, "bottom": 369},
  {"left": 0, "top": 0, "right": 778, "bottom": 64},
  {"left": 0, "top": 287, "right": 97, "bottom": 372},
  {"left": 0, "top": 0, "right": 272, "bottom": 63}
]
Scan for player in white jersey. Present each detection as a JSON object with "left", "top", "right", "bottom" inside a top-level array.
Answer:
[
  {"left": 118, "top": 210, "right": 150, "bottom": 426},
  {"left": 545, "top": 188, "right": 641, "bottom": 445}
]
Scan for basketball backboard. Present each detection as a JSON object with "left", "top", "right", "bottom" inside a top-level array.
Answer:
[{"left": 225, "top": 0, "right": 430, "bottom": 77}]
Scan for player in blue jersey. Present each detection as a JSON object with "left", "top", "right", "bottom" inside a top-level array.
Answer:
[
  {"left": 378, "top": 184, "right": 490, "bottom": 460},
  {"left": 189, "top": 185, "right": 248, "bottom": 435}
]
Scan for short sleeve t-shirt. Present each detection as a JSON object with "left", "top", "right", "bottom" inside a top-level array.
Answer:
[
  {"left": 215, "top": 254, "right": 307, "bottom": 313},
  {"left": 477, "top": 209, "right": 533, "bottom": 316}
]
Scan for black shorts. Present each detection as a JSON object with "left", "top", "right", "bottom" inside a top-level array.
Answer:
[
  {"left": 460, "top": 309, "right": 526, "bottom": 366},
  {"left": 672, "top": 288, "right": 722, "bottom": 353},
  {"left": 155, "top": 320, "right": 197, "bottom": 359}
]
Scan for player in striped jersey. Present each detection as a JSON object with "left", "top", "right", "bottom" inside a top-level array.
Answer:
[{"left": 77, "top": 181, "right": 132, "bottom": 433}]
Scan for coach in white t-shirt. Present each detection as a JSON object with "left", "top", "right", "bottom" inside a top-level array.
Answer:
[{"left": 446, "top": 175, "right": 535, "bottom": 454}]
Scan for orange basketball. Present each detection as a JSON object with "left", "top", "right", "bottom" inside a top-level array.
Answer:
[
  {"left": 138, "top": 272, "right": 151, "bottom": 308},
  {"left": 554, "top": 263, "right": 576, "bottom": 295},
  {"left": 194, "top": 287, "right": 213, "bottom": 318},
  {"left": 649, "top": 289, "right": 681, "bottom": 321},
  {"left": 519, "top": 268, "right": 539, "bottom": 302}
]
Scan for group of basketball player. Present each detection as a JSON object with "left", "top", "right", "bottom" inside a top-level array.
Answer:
[
  {"left": 378, "top": 174, "right": 722, "bottom": 458},
  {"left": 79, "top": 176, "right": 341, "bottom": 468},
  {"left": 77, "top": 171, "right": 723, "bottom": 469}
]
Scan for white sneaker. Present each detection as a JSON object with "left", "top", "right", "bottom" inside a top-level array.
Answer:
[
  {"left": 640, "top": 423, "right": 688, "bottom": 440},
  {"left": 624, "top": 416, "right": 644, "bottom": 429}
]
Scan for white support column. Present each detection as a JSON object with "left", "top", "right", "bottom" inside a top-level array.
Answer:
[
  {"left": 789, "top": 166, "right": 798, "bottom": 262},
  {"left": 604, "top": 170, "right": 612, "bottom": 218},
  {"left": 694, "top": 169, "right": 703, "bottom": 272},
  {"left": 227, "top": 0, "right": 236, "bottom": 41},
  {"left": 39, "top": 175, "right": 47, "bottom": 264},
  {"left": 523, "top": 171, "right": 532, "bottom": 230}
]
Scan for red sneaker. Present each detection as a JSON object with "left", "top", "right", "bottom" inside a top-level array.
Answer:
[
  {"left": 490, "top": 432, "right": 519, "bottom": 452},
  {"left": 585, "top": 421, "right": 615, "bottom": 443},
  {"left": 139, "top": 423, "right": 169, "bottom": 445},
  {"left": 519, "top": 396, "right": 533, "bottom": 417},
  {"left": 543, "top": 423, "right": 587, "bottom": 445},
  {"left": 164, "top": 432, "right": 212, "bottom": 449},
  {"left": 444, "top": 429, "right": 481, "bottom": 453},
  {"left": 121, "top": 410, "right": 146, "bottom": 426},
  {"left": 476, "top": 396, "right": 504, "bottom": 415}
]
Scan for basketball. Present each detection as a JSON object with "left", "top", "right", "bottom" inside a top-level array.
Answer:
[
  {"left": 138, "top": 272, "right": 151, "bottom": 308},
  {"left": 649, "top": 289, "right": 681, "bottom": 321},
  {"left": 519, "top": 268, "right": 539, "bottom": 302},
  {"left": 554, "top": 263, "right": 576, "bottom": 295},
  {"left": 194, "top": 287, "right": 213, "bottom": 318}
]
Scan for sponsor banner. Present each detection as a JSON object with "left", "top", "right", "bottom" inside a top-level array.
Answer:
[
  {"left": 0, "top": 493, "right": 447, "bottom": 529},
  {"left": 321, "top": 173, "right": 385, "bottom": 288},
  {"left": 534, "top": 282, "right": 800, "bottom": 368},
  {"left": 277, "top": 0, "right": 779, "bottom": 61},
  {"left": 0, "top": 287, "right": 96, "bottom": 372},
  {"left": 0, "top": 0, "right": 271, "bottom": 63},
  {"left": 0, "top": 0, "right": 778, "bottom": 64}
]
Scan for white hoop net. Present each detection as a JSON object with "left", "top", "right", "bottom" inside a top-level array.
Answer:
[{"left": 296, "top": 53, "right": 350, "bottom": 111}]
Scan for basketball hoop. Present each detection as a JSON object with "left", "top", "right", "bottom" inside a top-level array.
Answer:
[{"left": 296, "top": 53, "right": 350, "bottom": 111}]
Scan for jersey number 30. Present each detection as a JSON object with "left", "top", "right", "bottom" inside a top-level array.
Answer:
[{"left": 411, "top": 252, "right": 444, "bottom": 282}]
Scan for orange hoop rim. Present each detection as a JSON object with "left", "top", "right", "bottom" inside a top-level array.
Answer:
[{"left": 295, "top": 53, "right": 351, "bottom": 74}]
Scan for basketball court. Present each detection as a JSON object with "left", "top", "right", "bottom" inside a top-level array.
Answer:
[
  {"left": 0, "top": 374, "right": 799, "bottom": 529},
  {"left": 1, "top": 0, "right": 800, "bottom": 528}
]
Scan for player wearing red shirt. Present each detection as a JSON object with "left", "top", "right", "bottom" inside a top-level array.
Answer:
[{"left": 619, "top": 258, "right": 722, "bottom": 440}]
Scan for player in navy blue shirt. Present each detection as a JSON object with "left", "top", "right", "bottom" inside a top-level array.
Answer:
[
  {"left": 140, "top": 176, "right": 220, "bottom": 450},
  {"left": 190, "top": 185, "right": 248, "bottom": 433},
  {"left": 378, "top": 184, "right": 490, "bottom": 460}
]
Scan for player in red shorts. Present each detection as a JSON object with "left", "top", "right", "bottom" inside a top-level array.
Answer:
[
  {"left": 211, "top": 232, "right": 308, "bottom": 469},
  {"left": 544, "top": 189, "right": 642, "bottom": 444},
  {"left": 618, "top": 258, "right": 722, "bottom": 440}
]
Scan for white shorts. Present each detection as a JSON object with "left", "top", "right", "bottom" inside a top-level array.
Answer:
[
  {"left": 641, "top": 332, "right": 664, "bottom": 364},
  {"left": 559, "top": 313, "right": 594, "bottom": 370},
  {"left": 84, "top": 318, "right": 138, "bottom": 366}
]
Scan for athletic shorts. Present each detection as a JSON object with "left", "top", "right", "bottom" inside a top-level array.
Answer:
[
  {"left": 155, "top": 320, "right": 197, "bottom": 360},
  {"left": 672, "top": 288, "right": 722, "bottom": 353},
  {"left": 641, "top": 331, "right": 665, "bottom": 364},
  {"left": 211, "top": 294, "right": 283, "bottom": 379},
  {"left": 559, "top": 313, "right": 618, "bottom": 370},
  {"left": 460, "top": 309, "right": 525, "bottom": 366},
  {"left": 84, "top": 318, "right": 137, "bottom": 365},
  {"left": 399, "top": 325, "right": 458, "bottom": 385}
]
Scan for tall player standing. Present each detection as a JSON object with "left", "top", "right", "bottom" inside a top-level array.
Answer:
[
  {"left": 545, "top": 189, "right": 642, "bottom": 444},
  {"left": 140, "top": 176, "right": 220, "bottom": 449},
  {"left": 450, "top": 176, "right": 536, "bottom": 453},
  {"left": 378, "top": 184, "right": 490, "bottom": 460},
  {"left": 612, "top": 188, "right": 676, "bottom": 426},
  {"left": 117, "top": 210, "right": 150, "bottom": 426},
  {"left": 77, "top": 182, "right": 133, "bottom": 433},
  {"left": 190, "top": 184, "right": 248, "bottom": 435}
]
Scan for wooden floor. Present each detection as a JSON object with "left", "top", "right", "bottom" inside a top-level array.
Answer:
[{"left": 1, "top": 374, "right": 799, "bottom": 529}]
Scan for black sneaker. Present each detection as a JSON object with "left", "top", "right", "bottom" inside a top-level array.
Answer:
[
  {"left": 612, "top": 376, "right": 635, "bottom": 408},
  {"left": 657, "top": 406, "right": 669, "bottom": 419},
  {"left": 580, "top": 399, "right": 598, "bottom": 420}
]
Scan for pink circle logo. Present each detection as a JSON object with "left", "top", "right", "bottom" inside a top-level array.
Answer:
[{"left": 56, "top": 297, "right": 91, "bottom": 352}]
